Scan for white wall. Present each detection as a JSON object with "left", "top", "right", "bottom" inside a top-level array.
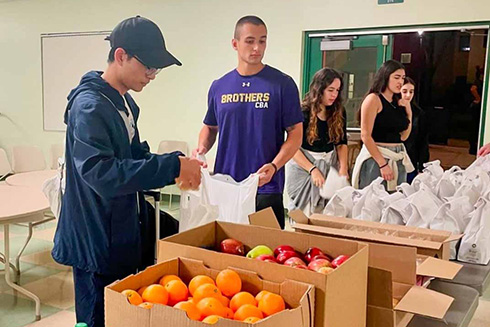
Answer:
[{"left": 1, "top": 0, "right": 490, "bottom": 163}]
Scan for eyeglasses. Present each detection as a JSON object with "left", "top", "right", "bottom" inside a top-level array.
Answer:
[{"left": 133, "top": 55, "right": 162, "bottom": 77}]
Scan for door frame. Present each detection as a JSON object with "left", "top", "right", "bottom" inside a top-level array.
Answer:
[{"left": 302, "top": 21, "right": 490, "bottom": 145}]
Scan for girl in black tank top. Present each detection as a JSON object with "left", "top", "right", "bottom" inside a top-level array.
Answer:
[
  {"left": 354, "top": 60, "right": 413, "bottom": 191},
  {"left": 372, "top": 94, "right": 410, "bottom": 143}
]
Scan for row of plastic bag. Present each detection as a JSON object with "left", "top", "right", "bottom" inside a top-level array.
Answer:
[{"left": 323, "top": 156, "right": 490, "bottom": 265}]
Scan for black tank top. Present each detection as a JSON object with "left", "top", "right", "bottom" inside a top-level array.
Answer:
[{"left": 371, "top": 94, "right": 410, "bottom": 143}]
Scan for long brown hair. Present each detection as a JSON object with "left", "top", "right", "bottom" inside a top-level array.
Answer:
[{"left": 302, "top": 68, "right": 344, "bottom": 145}]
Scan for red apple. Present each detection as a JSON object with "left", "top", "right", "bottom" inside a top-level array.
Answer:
[
  {"left": 283, "top": 257, "right": 307, "bottom": 268},
  {"left": 331, "top": 255, "right": 349, "bottom": 268},
  {"left": 276, "top": 250, "right": 301, "bottom": 264},
  {"left": 273, "top": 245, "right": 295, "bottom": 257},
  {"left": 256, "top": 254, "right": 277, "bottom": 263},
  {"left": 312, "top": 254, "right": 332, "bottom": 262},
  {"left": 304, "top": 247, "right": 326, "bottom": 263},
  {"left": 220, "top": 239, "right": 245, "bottom": 256},
  {"left": 308, "top": 259, "right": 332, "bottom": 272},
  {"left": 318, "top": 266, "right": 335, "bottom": 274}
]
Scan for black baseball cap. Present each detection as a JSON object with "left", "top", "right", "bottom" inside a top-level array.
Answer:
[{"left": 106, "top": 16, "right": 182, "bottom": 68}]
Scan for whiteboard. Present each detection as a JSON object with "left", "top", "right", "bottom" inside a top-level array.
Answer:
[{"left": 41, "top": 32, "right": 111, "bottom": 131}]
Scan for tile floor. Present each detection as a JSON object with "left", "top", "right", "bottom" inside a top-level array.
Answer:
[
  {"left": 0, "top": 196, "right": 180, "bottom": 327},
  {"left": 1, "top": 195, "right": 490, "bottom": 327}
]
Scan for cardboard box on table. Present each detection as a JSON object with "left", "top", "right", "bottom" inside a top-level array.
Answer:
[
  {"left": 289, "top": 211, "right": 462, "bottom": 260},
  {"left": 158, "top": 209, "right": 369, "bottom": 327},
  {"left": 105, "top": 257, "right": 315, "bottom": 327},
  {"left": 288, "top": 210, "right": 463, "bottom": 327}
]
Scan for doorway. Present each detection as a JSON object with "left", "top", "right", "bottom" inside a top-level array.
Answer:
[{"left": 303, "top": 23, "right": 489, "bottom": 169}]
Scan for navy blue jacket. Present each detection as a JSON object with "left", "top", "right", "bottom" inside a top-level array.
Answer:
[{"left": 52, "top": 71, "right": 181, "bottom": 275}]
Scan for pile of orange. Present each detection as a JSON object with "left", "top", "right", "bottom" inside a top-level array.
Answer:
[{"left": 120, "top": 269, "right": 286, "bottom": 324}]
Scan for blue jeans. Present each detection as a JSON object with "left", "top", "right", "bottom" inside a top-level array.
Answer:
[{"left": 358, "top": 144, "right": 407, "bottom": 191}]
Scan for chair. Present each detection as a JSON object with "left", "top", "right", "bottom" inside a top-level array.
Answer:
[
  {"left": 157, "top": 140, "right": 190, "bottom": 210},
  {"left": 11, "top": 145, "right": 46, "bottom": 173},
  {"left": 10, "top": 145, "right": 54, "bottom": 280},
  {"left": 50, "top": 143, "right": 64, "bottom": 169},
  {"left": 0, "top": 148, "right": 12, "bottom": 184}
]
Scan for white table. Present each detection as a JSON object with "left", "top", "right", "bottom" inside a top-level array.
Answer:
[
  {"left": 0, "top": 185, "right": 50, "bottom": 320},
  {"left": 6, "top": 170, "right": 57, "bottom": 189}
]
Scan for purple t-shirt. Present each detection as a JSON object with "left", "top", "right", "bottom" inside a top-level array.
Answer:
[{"left": 204, "top": 65, "right": 303, "bottom": 194}]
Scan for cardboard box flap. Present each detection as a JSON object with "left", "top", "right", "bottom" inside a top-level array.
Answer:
[
  {"left": 248, "top": 207, "right": 281, "bottom": 229},
  {"left": 416, "top": 256, "right": 462, "bottom": 280},
  {"left": 288, "top": 209, "right": 310, "bottom": 225},
  {"left": 395, "top": 286, "right": 454, "bottom": 319},
  {"left": 368, "top": 243, "right": 417, "bottom": 285},
  {"left": 293, "top": 223, "right": 444, "bottom": 250},
  {"left": 442, "top": 233, "right": 464, "bottom": 244},
  {"left": 367, "top": 267, "right": 393, "bottom": 308}
]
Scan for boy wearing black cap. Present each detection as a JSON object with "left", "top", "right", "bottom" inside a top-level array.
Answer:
[
  {"left": 52, "top": 16, "right": 201, "bottom": 327},
  {"left": 194, "top": 16, "right": 303, "bottom": 229}
]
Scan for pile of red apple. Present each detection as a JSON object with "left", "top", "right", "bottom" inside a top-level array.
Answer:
[{"left": 219, "top": 239, "right": 349, "bottom": 274}]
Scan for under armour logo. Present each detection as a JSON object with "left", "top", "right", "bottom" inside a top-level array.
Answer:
[{"left": 242, "top": 82, "right": 250, "bottom": 87}]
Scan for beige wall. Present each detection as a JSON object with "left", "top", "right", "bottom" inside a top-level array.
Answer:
[{"left": 1, "top": 0, "right": 490, "bottom": 164}]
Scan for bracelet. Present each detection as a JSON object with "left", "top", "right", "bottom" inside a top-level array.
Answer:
[
  {"left": 270, "top": 162, "right": 278, "bottom": 175},
  {"left": 379, "top": 162, "right": 388, "bottom": 169},
  {"left": 308, "top": 166, "right": 317, "bottom": 174}
]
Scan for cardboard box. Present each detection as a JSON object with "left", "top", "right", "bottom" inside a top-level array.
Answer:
[
  {"left": 366, "top": 242, "right": 462, "bottom": 327},
  {"left": 158, "top": 220, "right": 369, "bottom": 327},
  {"left": 105, "top": 257, "right": 315, "bottom": 327},
  {"left": 290, "top": 211, "right": 462, "bottom": 260}
]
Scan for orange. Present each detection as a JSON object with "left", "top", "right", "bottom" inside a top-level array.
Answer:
[
  {"left": 137, "top": 285, "right": 148, "bottom": 297},
  {"left": 202, "top": 315, "right": 221, "bottom": 324},
  {"left": 174, "top": 301, "right": 201, "bottom": 321},
  {"left": 193, "top": 283, "right": 222, "bottom": 303},
  {"left": 189, "top": 275, "right": 216, "bottom": 296},
  {"left": 141, "top": 284, "right": 168, "bottom": 305},
  {"left": 196, "top": 297, "right": 225, "bottom": 318},
  {"left": 258, "top": 293, "right": 285, "bottom": 317},
  {"left": 230, "top": 292, "right": 257, "bottom": 312},
  {"left": 224, "top": 307, "right": 234, "bottom": 319},
  {"left": 243, "top": 316, "right": 261, "bottom": 323},
  {"left": 165, "top": 280, "right": 189, "bottom": 306},
  {"left": 159, "top": 274, "right": 182, "bottom": 286},
  {"left": 216, "top": 269, "right": 242, "bottom": 297},
  {"left": 234, "top": 304, "right": 264, "bottom": 321},
  {"left": 255, "top": 290, "right": 271, "bottom": 302},
  {"left": 218, "top": 295, "right": 230, "bottom": 308},
  {"left": 121, "top": 289, "right": 143, "bottom": 306},
  {"left": 138, "top": 302, "right": 153, "bottom": 309}
]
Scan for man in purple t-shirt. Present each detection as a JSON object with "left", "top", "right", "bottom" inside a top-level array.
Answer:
[{"left": 193, "top": 15, "right": 303, "bottom": 228}]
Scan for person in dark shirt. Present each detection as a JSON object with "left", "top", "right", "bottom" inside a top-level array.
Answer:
[
  {"left": 286, "top": 68, "right": 348, "bottom": 214},
  {"left": 352, "top": 60, "right": 413, "bottom": 192},
  {"left": 401, "top": 77, "right": 429, "bottom": 183}
]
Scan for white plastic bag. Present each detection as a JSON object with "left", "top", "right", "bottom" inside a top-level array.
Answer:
[
  {"left": 466, "top": 154, "right": 490, "bottom": 175},
  {"left": 411, "top": 160, "right": 444, "bottom": 193},
  {"left": 396, "top": 182, "right": 416, "bottom": 197},
  {"left": 430, "top": 196, "right": 474, "bottom": 259},
  {"left": 351, "top": 177, "right": 389, "bottom": 222},
  {"left": 380, "top": 197, "right": 412, "bottom": 225},
  {"left": 434, "top": 166, "right": 464, "bottom": 200},
  {"left": 323, "top": 186, "right": 356, "bottom": 218},
  {"left": 380, "top": 192, "right": 406, "bottom": 216},
  {"left": 319, "top": 167, "right": 350, "bottom": 199},
  {"left": 179, "top": 169, "right": 259, "bottom": 232},
  {"left": 41, "top": 156, "right": 65, "bottom": 219},
  {"left": 404, "top": 183, "right": 443, "bottom": 228},
  {"left": 452, "top": 167, "right": 490, "bottom": 206},
  {"left": 458, "top": 191, "right": 490, "bottom": 265}
]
